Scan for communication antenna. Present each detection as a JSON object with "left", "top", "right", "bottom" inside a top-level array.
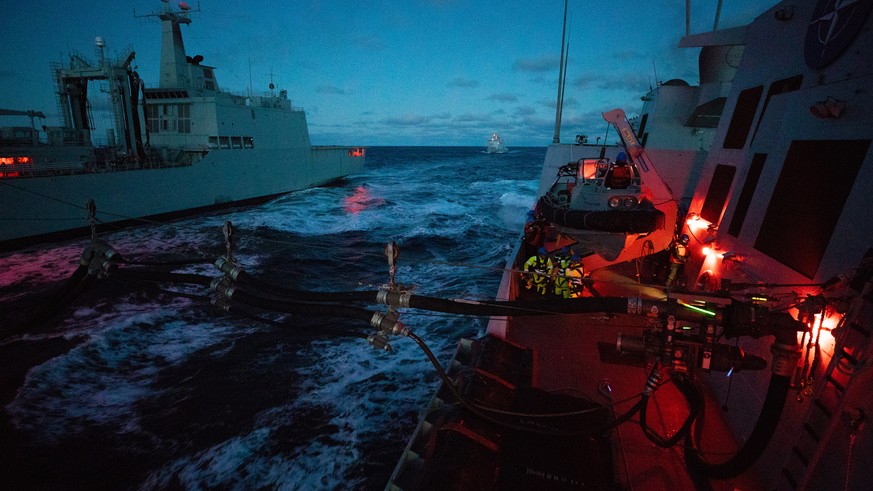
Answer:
[
  {"left": 714, "top": 0, "right": 723, "bottom": 31},
  {"left": 552, "top": 0, "right": 569, "bottom": 144}
]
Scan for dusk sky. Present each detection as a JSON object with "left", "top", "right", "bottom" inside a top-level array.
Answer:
[{"left": 1, "top": 1, "right": 773, "bottom": 147}]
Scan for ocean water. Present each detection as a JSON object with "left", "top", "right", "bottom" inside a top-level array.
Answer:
[{"left": 0, "top": 146, "right": 544, "bottom": 490}]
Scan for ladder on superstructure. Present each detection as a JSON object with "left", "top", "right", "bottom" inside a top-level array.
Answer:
[{"left": 778, "top": 262, "right": 873, "bottom": 490}]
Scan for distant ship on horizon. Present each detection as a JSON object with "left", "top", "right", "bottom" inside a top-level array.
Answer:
[
  {"left": 486, "top": 132, "right": 508, "bottom": 153},
  {"left": 0, "top": 0, "right": 364, "bottom": 251}
]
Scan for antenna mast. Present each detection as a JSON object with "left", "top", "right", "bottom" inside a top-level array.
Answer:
[{"left": 552, "top": 0, "right": 569, "bottom": 144}]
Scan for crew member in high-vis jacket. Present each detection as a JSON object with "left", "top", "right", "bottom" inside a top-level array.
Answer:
[
  {"left": 665, "top": 234, "right": 690, "bottom": 291},
  {"left": 552, "top": 247, "right": 573, "bottom": 297},
  {"left": 565, "top": 255, "right": 587, "bottom": 298},
  {"left": 523, "top": 247, "right": 553, "bottom": 295}
]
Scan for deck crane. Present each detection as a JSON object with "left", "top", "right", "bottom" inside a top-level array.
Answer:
[{"left": 0, "top": 109, "right": 47, "bottom": 129}]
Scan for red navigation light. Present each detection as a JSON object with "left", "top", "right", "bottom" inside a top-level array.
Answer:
[
  {"left": 348, "top": 147, "right": 365, "bottom": 157},
  {"left": 180, "top": 1, "right": 191, "bottom": 10}
]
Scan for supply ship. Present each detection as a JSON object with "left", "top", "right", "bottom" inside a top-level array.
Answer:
[
  {"left": 387, "top": 1, "right": 873, "bottom": 489},
  {"left": 0, "top": 0, "right": 364, "bottom": 251}
]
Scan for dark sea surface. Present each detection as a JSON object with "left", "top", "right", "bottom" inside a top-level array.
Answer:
[{"left": 0, "top": 146, "right": 544, "bottom": 490}]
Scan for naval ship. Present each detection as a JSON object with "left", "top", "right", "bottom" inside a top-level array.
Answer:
[
  {"left": 0, "top": 0, "right": 364, "bottom": 251},
  {"left": 387, "top": 0, "right": 873, "bottom": 489}
]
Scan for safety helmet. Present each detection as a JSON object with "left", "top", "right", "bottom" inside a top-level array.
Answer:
[
  {"left": 678, "top": 234, "right": 690, "bottom": 245},
  {"left": 538, "top": 247, "right": 548, "bottom": 255},
  {"left": 616, "top": 151, "right": 628, "bottom": 162}
]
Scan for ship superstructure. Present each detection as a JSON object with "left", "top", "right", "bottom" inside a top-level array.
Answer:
[
  {"left": 0, "top": 0, "right": 364, "bottom": 250},
  {"left": 388, "top": 1, "right": 873, "bottom": 489}
]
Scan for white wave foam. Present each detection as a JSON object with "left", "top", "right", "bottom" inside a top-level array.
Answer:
[{"left": 7, "top": 306, "right": 246, "bottom": 442}]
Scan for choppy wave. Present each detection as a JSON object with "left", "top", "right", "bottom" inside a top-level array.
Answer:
[{"left": 0, "top": 146, "right": 543, "bottom": 489}]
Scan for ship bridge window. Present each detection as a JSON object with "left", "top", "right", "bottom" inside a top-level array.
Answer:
[
  {"left": 145, "top": 105, "right": 159, "bottom": 133},
  {"left": 219, "top": 136, "right": 230, "bottom": 149},
  {"left": 579, "top": 159, "right": 601, "bottom": 180},
  {"left": 687, "top": 97, "right": 727, "bottom": 128},
  {"left": 160, "top": 105, "right": 177, "bottom": 132},
  {"left": 178, "top": 104, "right": 191, "bottom": 133},
  {"left": 723, "top": 86, "right": 763, "bottom": 149},
  {"left": 147, "top": 103, "right": 191, "bottom": 134},
  {"left": 637, "top": 113, "right": 649, "bottom": 141},
  {"left": 231, "top": 136, "right": 242, "bottom": 149},
  {"left": 750, "top": 75, "right": 803, "bottom": 146},
  {"left": 144, "top": 90, "right": 189, "bottom": 99},
  {"left": 755, "top": 139, "right": 870, "bottom": 278},
  {"left": 244, "top": 137, "right": 254, "bottom": 149},
  {"left": 699, "top": 164, "right": 736, "bottom": 224},
  {"left": 208, "top": 136, "right": 219, "bottom": 149},
  {"left": 727, "top": 153, "right": 767, "bottom": 238}
]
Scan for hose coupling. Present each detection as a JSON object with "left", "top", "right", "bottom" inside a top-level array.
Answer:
[
  {"left": 367, "top": 333, "right": 392, "bottom": 352},
  {"left": 210, "top": 296, "right": 232, "bottom": 312},
  {"left": 370, "top": 311, "right": 408, "bottom": 336},
  {"left": 214, "top": 256, "right": 243, "bottom": 280},
  {"left": 376, "top": 287, "right": 412, "bottom": 308},
  {"left": 210, "top": 276, "right": 235, "bottom": 298},
  {"left": 643, "top": 362, "right": 662, "bottom": 396}
]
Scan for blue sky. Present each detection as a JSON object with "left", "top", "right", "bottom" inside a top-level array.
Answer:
[{"left": 0, "top": 1, "right": 772, "bottom": 147}]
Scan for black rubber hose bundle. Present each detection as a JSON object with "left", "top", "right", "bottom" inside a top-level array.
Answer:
[
  {"left": 49, "top": 264, "right": 90, "bottom": 303},
  {"left": 683, "top": 373, "right": 791, "bottom": 479},
  {"left": 223, "top": 287, "right": 376, "bottom": 323},
  {"left": 639, "top": 373, "right": 702, "bottom": 448},
  {"left": 380, "top": 290, "right": 629, "bottom": 317},
  {"left": 220, "top": 300, "right": 370, "bottom": 340},
  {"left": 232, "top": 269, "right": 375, "bottom": 302},
  {"left": 112, "top": 267, "right": 214, "bottom": 287},
  {"left": 5, "top": 266, "right": 97, "bottom": 335}
]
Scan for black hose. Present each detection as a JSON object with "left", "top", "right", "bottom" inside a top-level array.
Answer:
[
  {"left": 48, "top": 264, "right": 90, "bottom": 303},
  {"left": 233, "top": 270, "right": 374, "bottom": 302},
  {"left": 221, "top": 302, "right": 369, "bottom": 340},
  {"left": 9, "top": 270, "right": 99, "bottom": 333},
  {"left": 218, "top": 260, "right": 639, "bottom": 317},
  {"left": 119, "top": 256, "right": 212, "bottom": 266},
  {"left": 6, "top": 263, "right": 96, "bottom": 335},
  {"left": 639, "top": 373, "right": 702, "bottom": 448},
  {"left": 225, "top": 273, "right": 634, "bottom": 317},
  {"left": 384, "top": 291, "right": 629, "bottom": 317},
  {"left": 112, "top": 267, "right": 214, "bottom": 287},
  {"left": 225, "top": 288, "right": 376, "bottom": 323},
  {"left": 684, "top": 374, "right": 791, "bottom": 479}
]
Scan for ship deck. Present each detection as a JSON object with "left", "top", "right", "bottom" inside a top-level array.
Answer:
[{"left": 491, "top": 262, "right": 768, "bottom": 490}]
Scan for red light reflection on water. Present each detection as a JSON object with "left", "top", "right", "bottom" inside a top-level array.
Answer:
[{"left": 343, "top": 186, "right": 381, "bottom": 214}]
